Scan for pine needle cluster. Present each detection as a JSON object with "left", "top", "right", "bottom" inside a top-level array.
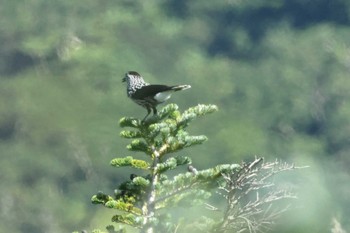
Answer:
[{"left": 76, "top": 104, "right": 301, "bottom": 233}]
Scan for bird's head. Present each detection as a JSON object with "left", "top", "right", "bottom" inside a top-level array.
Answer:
[
  {"left": 123, "top": 71, "right": 142, "bottom": 82},
  {"left": 123, "top": 71, "right": 148, "bottom": 88}
]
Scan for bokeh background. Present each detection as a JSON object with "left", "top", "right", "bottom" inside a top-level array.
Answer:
[{"left": 1, "top": 1, "right": 350, "bottom": 232}]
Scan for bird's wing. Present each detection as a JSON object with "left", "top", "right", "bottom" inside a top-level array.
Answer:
[{"left": 132, "top": 85, "right": 173, "bottom": 99}]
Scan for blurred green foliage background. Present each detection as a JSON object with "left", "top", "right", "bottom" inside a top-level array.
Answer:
[{"left": 1, "top": 1, "right": 350, "bottom": 232}]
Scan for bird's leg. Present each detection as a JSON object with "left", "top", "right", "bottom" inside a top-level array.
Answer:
[
  {"left": 142, "top": 108, "right": 151, "bottom": 122},
  {"left": 152, "top": 107, "right": 158, "bottom": 116}
]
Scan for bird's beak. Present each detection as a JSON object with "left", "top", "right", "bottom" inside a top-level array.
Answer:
[{"left": 122, "top": 76, "right": 126, "bottom": 82}]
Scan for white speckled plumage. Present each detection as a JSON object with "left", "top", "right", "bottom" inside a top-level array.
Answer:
[{"left": 122, "top": 71, "right": 191, "bottom": 120}]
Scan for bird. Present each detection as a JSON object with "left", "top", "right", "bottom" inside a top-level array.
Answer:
[{"left": 122, "top": 71, "right": 191, "bottom": 121}]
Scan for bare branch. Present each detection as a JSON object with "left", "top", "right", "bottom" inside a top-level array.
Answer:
[{"left": 214, "top": 158, "right": 304, "bottom": 233}]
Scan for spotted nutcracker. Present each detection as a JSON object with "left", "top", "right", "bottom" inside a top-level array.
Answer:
[{"left": 122, "top": 71, "right": 191, "bottom": 120}]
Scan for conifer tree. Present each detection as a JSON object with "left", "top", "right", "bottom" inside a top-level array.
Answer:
[{"left": 79, "top": 104, "right": 301, "bottom": 233}]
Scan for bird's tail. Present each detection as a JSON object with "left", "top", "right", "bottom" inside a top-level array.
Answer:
[{"left": 171, "top": 85, "right": 191, "bottom": 91}]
